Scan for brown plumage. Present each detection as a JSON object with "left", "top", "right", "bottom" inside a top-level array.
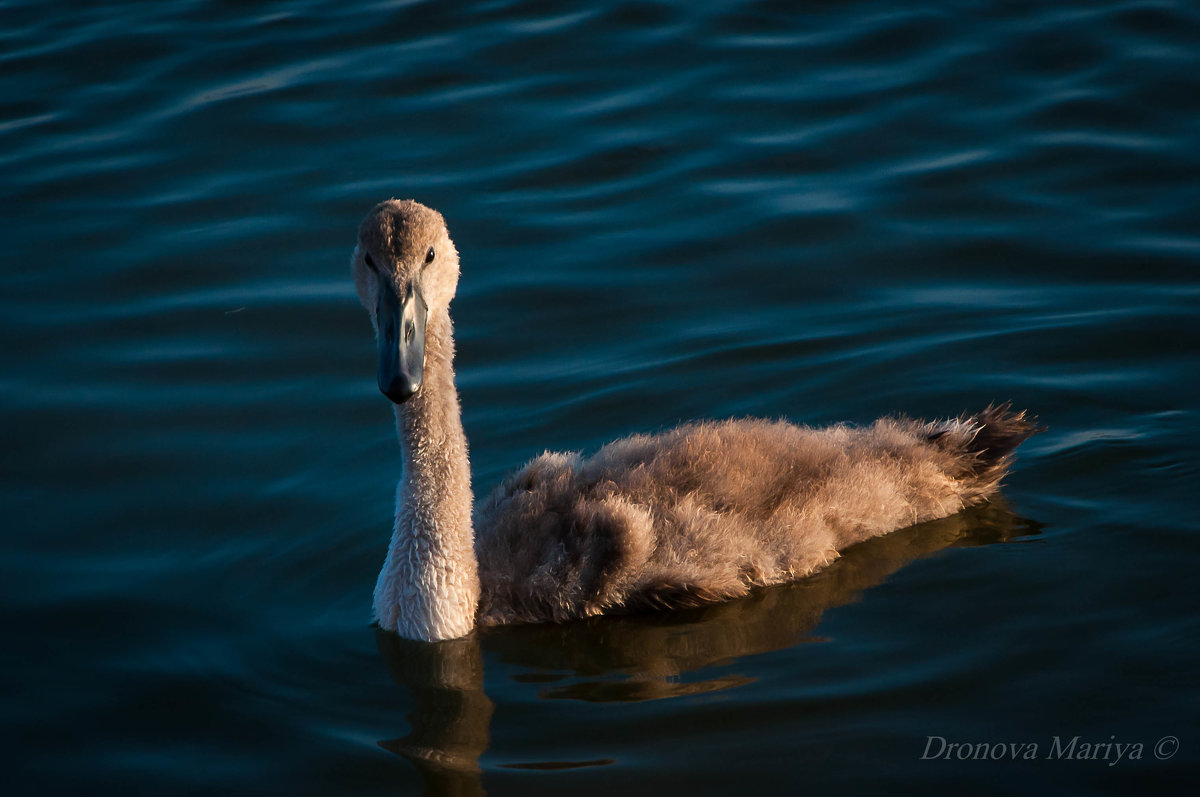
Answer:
[
  {"left": 474, "top": 406, "right": 1039, "bottom": 626},
  {"left": 352, "top": 199, "right": 1041, "bottom": 642}
]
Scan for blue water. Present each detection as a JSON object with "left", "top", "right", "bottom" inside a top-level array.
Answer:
[{"left": 3, "top": 1, "right": 1199, "bottom": 793}]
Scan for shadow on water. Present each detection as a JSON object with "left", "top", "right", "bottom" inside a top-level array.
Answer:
[{"left": 376, "top": 500, "right": 1041, "bottom": 795}]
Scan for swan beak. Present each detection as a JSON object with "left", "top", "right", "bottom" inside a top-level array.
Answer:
[{"left": 377, "top": 281, "right": 428, "bottom": 404}]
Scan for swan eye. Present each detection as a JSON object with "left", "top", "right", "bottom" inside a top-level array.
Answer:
[
  {"left": 364, "top": 253, "right": 377, "bottom": 271},
  {"left": 425, "top": 246, "right": 435, "bottom": 264}
]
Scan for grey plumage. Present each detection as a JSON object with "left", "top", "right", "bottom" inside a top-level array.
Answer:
[
  {"left": 353, "top": 198, "right": 1041, "bottom": 641},
  {"left": 474, "top": 406, "right": 1039, "bottom": 627}
]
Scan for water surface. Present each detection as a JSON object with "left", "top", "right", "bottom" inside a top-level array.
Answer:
[{"left": 3, "top": 0, "right": 1199, "bottom": 794}]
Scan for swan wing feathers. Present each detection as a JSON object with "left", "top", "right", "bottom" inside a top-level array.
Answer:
[{"left": 474, "top": 406, "right": 1039, "bottom": 626}]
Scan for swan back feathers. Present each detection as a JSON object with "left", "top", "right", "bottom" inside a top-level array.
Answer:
[{"left": 473, "top": 406, "right": 1038, "bottom": 627}]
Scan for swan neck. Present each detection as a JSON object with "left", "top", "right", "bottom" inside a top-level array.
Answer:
[
  {"left": 375, "top": 309, "right": 480, "bottom": 642},
  {"left": 395, "top": 312, "right": 465, "bottom": 457}
]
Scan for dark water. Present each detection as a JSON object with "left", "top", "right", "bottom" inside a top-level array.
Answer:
[{"left": 3, "top": 0, "right": 1199, "bottom": 793}]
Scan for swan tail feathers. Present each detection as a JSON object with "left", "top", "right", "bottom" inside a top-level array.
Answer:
[{"left": 926, "top": 402, "right": 1043, "bottom": 504}]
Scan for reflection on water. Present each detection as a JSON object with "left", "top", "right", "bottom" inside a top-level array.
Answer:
[
  {"left": 377, "top": 635, "right": 493, "bottom": 797},
  {"left": 377, "top": 501, "right": 1039, "bottom": 791}
]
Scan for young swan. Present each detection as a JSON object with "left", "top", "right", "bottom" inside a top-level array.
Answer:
[{"left": 353, "top": 199, "right": 1041, "bottom": 642}]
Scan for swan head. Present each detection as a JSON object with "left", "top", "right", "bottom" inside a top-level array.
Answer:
[{"left": 352, "top": 199, "right": 460, "bottom": 404}]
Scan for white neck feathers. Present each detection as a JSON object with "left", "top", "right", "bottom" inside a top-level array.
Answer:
[{"left": 373, "top": 312, "right": 479, "bottom": 641}]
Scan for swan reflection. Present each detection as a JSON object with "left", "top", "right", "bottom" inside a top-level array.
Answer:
[{"left": 377, "top": 501, "right": 1039, "bottom": 792}]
